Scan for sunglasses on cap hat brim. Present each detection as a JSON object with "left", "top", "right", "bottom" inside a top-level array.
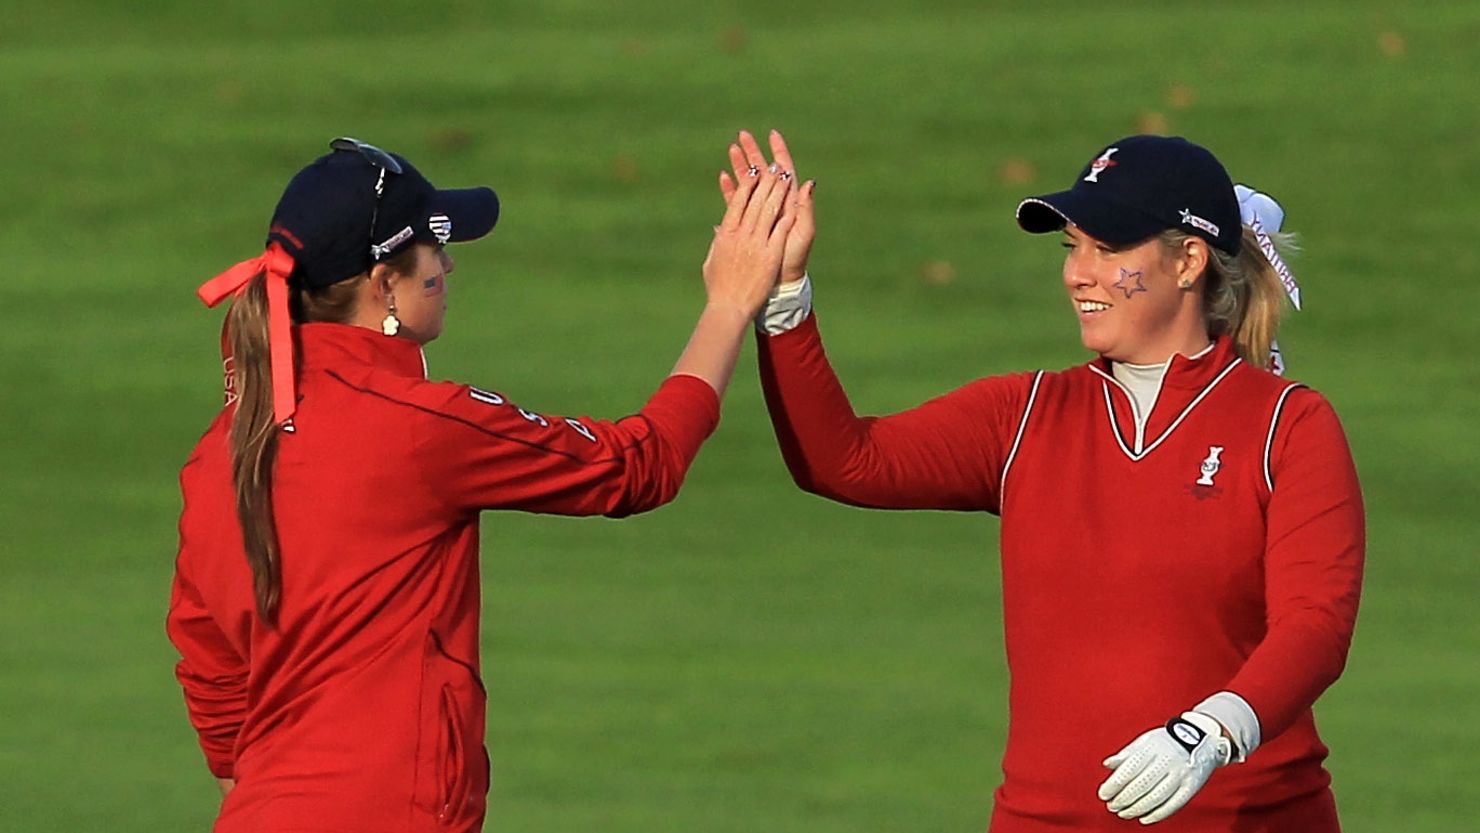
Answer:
[
  {"left": 330, "top": 136, "right": 406, "bottom": 263},
  {"left": 330, "top": 137, "right": 403, "bottom": 175}
]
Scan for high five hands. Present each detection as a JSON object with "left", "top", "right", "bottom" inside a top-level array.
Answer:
[
  {"left": 701, "top": 132, "right": 800, "bottom": 319},
  {"left": 719, "top": 130, "right": 817, "bottom": 287},
  {"left": 680, "top": 130, "right": 813, "bottom": 396}
]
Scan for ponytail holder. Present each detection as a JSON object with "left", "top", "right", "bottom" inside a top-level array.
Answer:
[{"left": 196, "top": 243, "right": 298, "bottom": 425}]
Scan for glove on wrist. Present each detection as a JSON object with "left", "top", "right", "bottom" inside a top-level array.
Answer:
[{"left": 1097, "top": 711, "right": 1232, "bottom": 825}]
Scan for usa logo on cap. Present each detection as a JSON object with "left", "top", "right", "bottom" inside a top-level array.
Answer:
[
  {"left": 428, "top": 214, "right": 453, "bottom": 244},
  {"left": 1084, "top": 147, "right": 1119, "bottom": 183}
]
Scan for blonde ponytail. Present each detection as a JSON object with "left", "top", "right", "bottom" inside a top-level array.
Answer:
[{"left": 1162, "top": 227, "right": 1298, "bottom": 369}]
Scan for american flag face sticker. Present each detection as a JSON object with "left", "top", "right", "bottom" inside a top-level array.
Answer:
[{"left": 428, "top": 214, "right": 453, "bottom": 244}]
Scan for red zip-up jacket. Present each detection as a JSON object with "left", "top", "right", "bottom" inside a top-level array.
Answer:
[
  {"left": 168, "top": 322, "right": 719, "bottom": 832},
  {"left": 757, "top": 314, "right": 1364, "bottom": 833}
]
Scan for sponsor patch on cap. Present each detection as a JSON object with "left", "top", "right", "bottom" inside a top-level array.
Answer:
[
  {"left": 371, "top": 226, "right": 414, "bottom": 260},
  {"left": 1178, "top": 208, "right": 1220, "bottom": 237}
]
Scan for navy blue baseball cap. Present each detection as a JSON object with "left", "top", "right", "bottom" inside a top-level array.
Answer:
[
  {"left": 266, "top": 137, "right": 500, "bottom": 288},
  {"left": 1016, "top": 135, "right": 1241, "bottom": 255}
]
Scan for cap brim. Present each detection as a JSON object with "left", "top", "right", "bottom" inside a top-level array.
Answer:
[
  {"left": 1015, "top": 189, "right": 1164, "bottom": 246},
  {"left": 426, "top": 186, "right": 500, "bottom": 243}
]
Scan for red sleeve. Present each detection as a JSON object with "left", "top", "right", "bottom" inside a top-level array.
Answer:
[
  {"left": 757, "top": 314, "right": 1030, "bottom": 512},
  {"left": 1226, "top": 389, "right": 1365, "bottom": 739},
  {"left": 415, "top": 373, "right": 720, "bottom": 517},
  {"left": 166, "top": 507, "right": 248, "bottom": 778}
]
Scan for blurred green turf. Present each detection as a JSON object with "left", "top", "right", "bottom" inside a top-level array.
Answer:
[{"left": 2, "top": 1, "right": 1477, "bottom": 830}]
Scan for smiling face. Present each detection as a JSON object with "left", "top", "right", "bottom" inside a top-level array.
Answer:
[{"left": 1061, "top": 225, "right": 1212, "bottom": 364}]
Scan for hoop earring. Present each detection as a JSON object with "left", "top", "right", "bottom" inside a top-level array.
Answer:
[{"left": 381, "top": 294, "right": 401, "bottom": 336}]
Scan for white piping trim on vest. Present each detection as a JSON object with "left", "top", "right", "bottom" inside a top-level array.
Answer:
[
  {"left": 1263, "top": 383, "right": 1305, "bottom": 492},
  {"left": 1106, "top": 361, "right": 1173, "bottom": 453},
  {"left": 1090, "top": 365, "right": 1137, "bottom": 453},
  {"left": 1000, "top": 370, "right": 1045, "bottom": 500},
  {"left": 1090, "top": 359, "right": 1244, "bottom": 462}
]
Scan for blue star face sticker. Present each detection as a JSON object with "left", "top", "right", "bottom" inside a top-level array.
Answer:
[{"left": 1112, "top": 267, "right": 1146, "bottom": 299}]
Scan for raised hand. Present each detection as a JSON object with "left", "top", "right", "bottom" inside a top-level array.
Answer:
[
  {"left": 719, "top": 130, "right": 815, "bottom": 285},
  {"left": 670, "top": 163, "right": 797, "bottom": 397},
  {"left": 702, "top": 160, "right": 797, "bottom": 318}
]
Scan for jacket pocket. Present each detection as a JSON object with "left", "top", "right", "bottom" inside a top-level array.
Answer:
[{"left": 414, "top": 631, "right": 488, "bottom": 827}]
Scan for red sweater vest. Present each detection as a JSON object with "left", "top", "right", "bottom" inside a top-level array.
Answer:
[{"left": 758, "top": 315, "right": 1363, "bottom": 832}]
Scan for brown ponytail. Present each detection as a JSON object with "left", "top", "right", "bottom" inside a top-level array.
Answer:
[
  {"left": 225, "top": 247, "right": 418, "bottom": 624},
  {"left": 1161, "top": 227, "right": 1298, "bottom": 369},
  {"left": 226, "top": 275, "right": 285, "bottom": 624}
]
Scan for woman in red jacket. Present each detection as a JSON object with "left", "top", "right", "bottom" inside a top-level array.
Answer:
[
  {"left": 168, "top": 137, "right": 797, "bottom": 831},
  {"left": 727, "top": 131, "right": 1363, "bottom": 831}
]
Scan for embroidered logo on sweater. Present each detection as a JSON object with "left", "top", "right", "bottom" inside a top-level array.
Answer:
[
  {"left": 469, "top": 386, "right": 506, "bottom": 406},
  {"left": 563, "top": 417, "right": 598, "bottom": 443},
  {"left": 518, "top": 407, "right": 549, "bottom": 427},
  {"left": 1196, "top": 446, "right": 1225, "bottom": 486}
]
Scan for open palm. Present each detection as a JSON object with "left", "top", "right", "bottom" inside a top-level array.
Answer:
[{"left": 719, "top": 130, "right": 815, "bottom": 285}]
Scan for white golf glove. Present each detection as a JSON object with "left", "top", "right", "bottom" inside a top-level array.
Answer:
[{"left": 1098, "top": 711, "right": 1232, "bottom": 825}]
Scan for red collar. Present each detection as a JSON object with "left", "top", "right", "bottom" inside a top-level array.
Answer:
[{"left": 296, "top": 323, "right": 428, "bottom": 380}]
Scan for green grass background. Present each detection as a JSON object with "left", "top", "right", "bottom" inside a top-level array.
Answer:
[{"left": 2, "top": 1, "right": 1477, "bottom": 830}]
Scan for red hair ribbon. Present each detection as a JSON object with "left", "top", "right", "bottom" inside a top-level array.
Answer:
[{"left": 196, "top": 242, "right": 298, "bottom": 425}]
